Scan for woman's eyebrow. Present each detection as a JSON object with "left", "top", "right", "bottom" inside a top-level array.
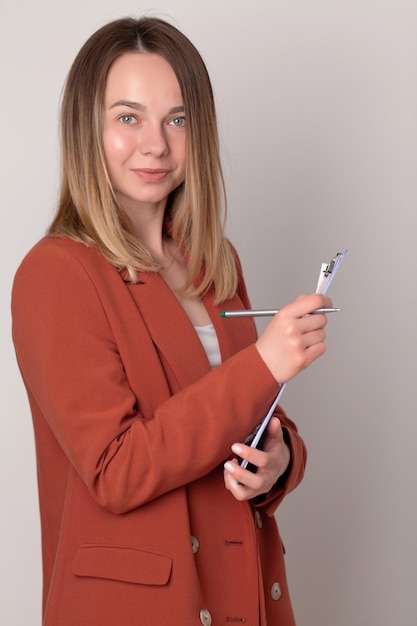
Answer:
[
  {"left": 168, "top": 105, "right": 185, "bottom": 114},
  {"left": 110, "top": 100, "right": 146, "bottom": 111},
  {"left": 109, "top": 100, "right": 185, "bottom": 115}
]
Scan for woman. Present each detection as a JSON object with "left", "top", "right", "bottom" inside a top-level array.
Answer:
[{"left": 12, "top": 17, "right": 331, "bottom": 626}]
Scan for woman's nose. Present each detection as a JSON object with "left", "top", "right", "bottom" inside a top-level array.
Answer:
[{"left": 138, "top": 122, "right": 169, "bottom": 157}]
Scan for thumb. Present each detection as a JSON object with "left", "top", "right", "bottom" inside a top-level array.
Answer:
[{"left": 267, "top": 416, "right": 283, "bottom": 441}]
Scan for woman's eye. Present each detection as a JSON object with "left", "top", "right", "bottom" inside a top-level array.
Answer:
[
  {"left": 119, "top": 115, "right": 137, "bottom": 125},
  {"left": 170, "top": 117, "right": 186, "bottom": 128}
]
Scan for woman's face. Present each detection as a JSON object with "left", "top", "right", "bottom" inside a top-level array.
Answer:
[{"left": 102, "top": 52, "right": 186, "bottom": 216}]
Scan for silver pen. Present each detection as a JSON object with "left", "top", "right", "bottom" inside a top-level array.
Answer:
[{"left": 220, "top": 307, "right": 341, "bottom": 318}]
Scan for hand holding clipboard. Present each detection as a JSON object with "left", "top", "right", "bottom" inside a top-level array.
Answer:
[{"left": 222, "top": 249, "right": 347, "bottom": 471}]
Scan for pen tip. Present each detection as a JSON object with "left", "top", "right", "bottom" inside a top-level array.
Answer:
[{"left": 220, "top": 312, "right": 226, "bottom": 317}]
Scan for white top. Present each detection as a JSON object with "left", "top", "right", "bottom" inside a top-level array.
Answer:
[{"left": 194, "top": 324, "right": 221, "bottom": 369}]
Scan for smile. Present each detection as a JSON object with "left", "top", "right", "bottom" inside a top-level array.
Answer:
[{"left": 132, "top": 168, "right": 171, "bottom": 183}]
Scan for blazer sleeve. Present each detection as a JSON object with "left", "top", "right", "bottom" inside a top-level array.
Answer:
[{"left": 12, "top": 240, "right": 293, "bottom": 514}]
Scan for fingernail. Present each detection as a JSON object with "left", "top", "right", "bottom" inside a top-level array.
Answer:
[
  {"left": 231, "top": 444, "right": 242, "bottom": 454},
  {"left": 224, "top": 461, "right": 235, "bottom": 473}
]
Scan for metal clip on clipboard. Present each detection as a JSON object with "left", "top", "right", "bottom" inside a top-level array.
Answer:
[
  {"left": 316, "top": 249, "right": 347, "bottom": 295},
  {"left": 240, "top": 249, "right": 348, "bottom": 471}
]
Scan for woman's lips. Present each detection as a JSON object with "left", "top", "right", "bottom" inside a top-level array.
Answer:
[{"left": 132, "top": 168, "right": 171, "bottom": 183}]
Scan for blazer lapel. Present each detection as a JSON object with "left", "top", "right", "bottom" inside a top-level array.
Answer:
[
  {"left": 126, "top": 272, "right": 212, "bottom": 387},
  {"left": 126, "top": 271, "right": 258, "bottom": 388},
  {"left": 202, "top": 291, "right": 258, "bottom": 362}
]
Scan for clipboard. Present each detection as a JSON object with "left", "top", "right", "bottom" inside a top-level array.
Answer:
[{"left": 240, "top": 249, "right": 347, "bottom": 471}]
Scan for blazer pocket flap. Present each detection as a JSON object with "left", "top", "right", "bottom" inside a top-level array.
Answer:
[{"left": 73, "top": 545, "right": 172, "bottom": 586}]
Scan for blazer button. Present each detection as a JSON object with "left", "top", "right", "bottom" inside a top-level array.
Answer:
[
  {"left": 199, "top": 608, "right": 212, "bottom": 626},
  {"left": 271, "top": 582, "right": 282, "bottom": 601},
  {"left": 254, "top": 510, "right": 263, "bottom": 528},
  {"left": 191, "top": 535, "right": 200, "bottom": 554}
]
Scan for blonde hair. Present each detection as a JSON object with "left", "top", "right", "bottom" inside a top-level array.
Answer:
[{"left": 48, "top": 17, "right": 238, "bottom": 303}]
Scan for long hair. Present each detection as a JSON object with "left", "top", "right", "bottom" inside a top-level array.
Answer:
[{"left": 48, "top": 16, "right": 238, "bottom": 303}]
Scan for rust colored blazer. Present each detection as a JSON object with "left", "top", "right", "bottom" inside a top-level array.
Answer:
[{"left": 12, "top": 237, "right": 307, "bottom": 626}]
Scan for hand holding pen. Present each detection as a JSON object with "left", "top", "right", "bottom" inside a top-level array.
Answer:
[{"left": 254, "top": 293, "right": 333, "bottom": 385}]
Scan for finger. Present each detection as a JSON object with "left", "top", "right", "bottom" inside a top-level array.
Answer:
[
  {"left": 224, "top": 452, "right": 265, "bottom": 486},
  {"left": 297, "top": 312, "right": 329, "bottom": 334},
  {"left": 263, "top": 417, "right": 284, "bottom": 449},
  {"left": 267, "top": 416, "right": 282, "bottom": 436},
  {"left": 304, "top": 340, "right": 327, "bottom": 366},
  {"left": 289, "top": 293, "right": 332, "bottom": 318},
  {"left": 223, "top": 462, "right": 253, "bottom": 500},
  {"left": 224, "top": 478, "right": 251, "bottom": 501},
  {"left": 224, "top": 459, "right": 265, "bottom": 493},
  {"left": 302, "top": 328, "right": 327, "bottom": 350},
  {"left": 231, "top": 442, "right": 269, "bottom": 471}
]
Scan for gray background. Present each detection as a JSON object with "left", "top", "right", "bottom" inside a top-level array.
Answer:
[{"left": 1, "top": 1, "right": 416, "bottom": 624}]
